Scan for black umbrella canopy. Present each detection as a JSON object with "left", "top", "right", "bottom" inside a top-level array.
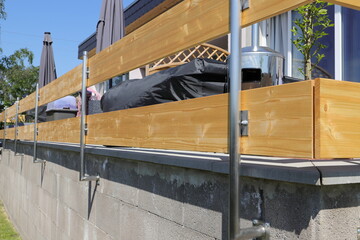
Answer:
[
  {"left": 96, "top": 0, "right": 125, "bottom": 53},
  {"left": 95, "top": 0, "right": 125, "bottom": 93},
  {"left": 38, "top": 32, "right": 57, "bottom": 88}
]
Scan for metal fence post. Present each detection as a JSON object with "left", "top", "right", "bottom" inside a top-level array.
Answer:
[
  {"left": 33, "top": 83, "right": 45, "bottom": 163},
  {"left": 79, "top": 51, "right": 100, "bottom": 182},
  {"left": 2, "top": 108, "right": 7, "bottom": 153},
  {"left": 229, "top": 0, "right": 269, "bottom": 239}
]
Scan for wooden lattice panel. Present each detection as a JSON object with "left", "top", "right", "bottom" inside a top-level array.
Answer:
[{"left": 148, "top": 43, "right": 230, "bottom": 74}]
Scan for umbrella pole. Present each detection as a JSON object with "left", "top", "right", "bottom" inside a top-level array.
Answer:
[
  {"left": 80, "top": 51, "right": 100, "bottom": 182},
  {"left": 33, "top": 83, "right": 46, "bottom": 164}
]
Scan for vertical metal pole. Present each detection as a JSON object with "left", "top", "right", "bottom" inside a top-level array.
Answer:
[
  {"left": 80, "top": 51, "right": 99, "bottom": 182},
  {"left": 33, "top": 83, "right": 45, "bottom": 163},
  {"left": 3, "top": 108, "right": 6, "bottom": 150},
  {"left": 34, "top": 84, "right": 39, "bottom": 161},
  {"left": 14, "top": 97, "right": 19, "bottom": 154},
  {"left": 229, "top": 0, "right": 241, "bottom": 239},
  {"left": 80, "top": 51, "right": 87, "bottom": 180}
]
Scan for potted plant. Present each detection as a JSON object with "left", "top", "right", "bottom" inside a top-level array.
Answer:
[{"left": 291, "top": 0, "right": 334, "bottom": 80}]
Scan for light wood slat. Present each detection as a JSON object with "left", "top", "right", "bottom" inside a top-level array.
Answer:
[
  {"left": 39, "top": 64, "right": 82, "bottom": 107},
  {"left": 0, "top": 129, "right": 4, "bottom": 138},
  {"left": 0, "top": 64, "right": 82, "bottom": 120},
  {"left": 243, "top": 0, "right": 313, "bottom": 28},
  {"left": 6, "top": 106, "right": 17, "bottom": 120},
  {"left": 86, "top": 94, "right": 229, "bottom": 152},
  {"left": 87, "top": 81, "right": 314, "bottom": 158},
  {"left": 1, "top": 81, "right": 314, "bottom": 158},
  {"left": 314, "top": 78, "right": 360, "bottom": 159},
  {"left": 17, "top": 124, "right": 34, "bottom": 141},
  {"left": 242, "top": 80, "right": 314, "bottom": 158},
  {"left": 326, "top": 0, "right": 360, "bottom": 10},
  {"left": 19, "top": 92, "right": 36, "bottom": 114},
  {"left": 37, "top": 117, "right": 80, "bottom": 144},
  {"left": 125, "top": 0, "right": 183, "bottom": 35},
  {"left": 5, "top": 128, "right": 15, "bottom": 140},
  {"left": 88, "top": 0, "right": 310, "bottom": 87}
]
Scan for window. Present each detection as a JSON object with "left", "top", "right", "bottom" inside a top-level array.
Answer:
[{"left": 342, "top": 7, "right": 360, "bottom": 82}]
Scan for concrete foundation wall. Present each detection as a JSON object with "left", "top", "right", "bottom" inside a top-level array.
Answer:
[{"left": 0, "top": 141, "right": 359, "bottom": 240}]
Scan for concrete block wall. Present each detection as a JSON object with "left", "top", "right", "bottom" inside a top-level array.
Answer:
[{"left": 0, "top": 141, "right": 360, "bottom": 240}]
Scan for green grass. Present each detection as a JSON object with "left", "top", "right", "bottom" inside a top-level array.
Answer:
[{"left": 0, "top": 202, "right": 21, "bottom": 240}]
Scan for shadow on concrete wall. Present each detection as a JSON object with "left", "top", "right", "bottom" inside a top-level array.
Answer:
[{"left": 4, "top": 141, "right": 360, "bottom": 239}]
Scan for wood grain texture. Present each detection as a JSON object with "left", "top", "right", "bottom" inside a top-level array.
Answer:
[
  {"left": 0, "top": 129, "right": 4, "bottom": 139},
  {"left": 37, "top": 117, "right": 80, "bottom": 144},
  {"left": 0, "top": 63, "right": 82, "bottom": 120},
  {"left": 315, "top": 78, "right": 360, "bottom": 159},
  {"left": 5, "top": 105, "right": 17, "bottom": 120},
  {"left": 39, "top": 64, "right": 82, "bottom": 107},
  {"left": 1, "top": 82, "right": 314, "bottom": 158},
  {"left": 5, "top": 128, "right": 15, "bottom": 140},
  {"left": 326, "top": 0, "right": 360, "bottom": 10},
  {"left": 19, "top": 92, "right": 36, "bottom": 114},
  {"left": 88, "top": 0, "right": 310, "bottom": 87},
  {"left": 17, "top": 124, "right": 35, "bottom": 141},
  {"left": 241, "top": 80, "right": 314, "bottom": 158},
  {"left": 87, "top": 81, "right": 314, "bottom": 158}
]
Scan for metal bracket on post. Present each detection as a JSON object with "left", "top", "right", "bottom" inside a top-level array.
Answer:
[
  {"left": 239, "top": 110, "right": 249, "bottom": 136},
  {"left": 33, "top": 83, "right": 45, "bottom": 164},
  {"left": 14, "top": 98, "right": 24, "bottom": 156},
  {"left": 229, "top": 0, "right": 269, "bottom": 240},
  {"left": 79, "top": 51, "right": 100, "bottom": 182}
]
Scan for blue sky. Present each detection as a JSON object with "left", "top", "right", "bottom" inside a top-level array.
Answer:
[{"left": 0, "top": 0, "right": 134, "bottom": 76}]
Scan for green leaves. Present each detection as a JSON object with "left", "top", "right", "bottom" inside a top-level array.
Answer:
[
  {"left": 292, "top": 0, "right": 334, "bottom": 80},
  {"left": 0, "top": 48, "right": 39, "bottom": 110}
]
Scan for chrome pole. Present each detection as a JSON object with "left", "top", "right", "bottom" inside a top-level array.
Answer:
[
  {"left": 3, "top": 108, "right": 7, "bottom": 150},
  {"left": 80, "top": 51, "right": 99, "bottom": 182},
  {"left": 34, "top": 84, "right": 39, "bottom": 160},
  {"left": 14, "top": 97, "right": 19, "bottom": 154},
  {"left": 229, "top": 0, "right": 241, "bottom": 239},
  {"left": 33, "top": 83, "right": 45, "bottom": 163}
]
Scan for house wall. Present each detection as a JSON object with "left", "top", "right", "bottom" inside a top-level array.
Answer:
[{"left": 0, "top": 141, "right": 359, "bottom": 240}]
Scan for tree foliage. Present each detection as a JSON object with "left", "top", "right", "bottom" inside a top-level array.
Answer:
[
  {"left": 0, "top": 0, "right": 5, "bottom": 20},
  {"left": 291, "top": 0, "right": 334, "bottom": 80},
  {"left": 0, "top": 49, "right": 39, "bottom": 110}
]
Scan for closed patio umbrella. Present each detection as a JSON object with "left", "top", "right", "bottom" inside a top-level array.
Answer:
[
  {"left": 38, "top": 32, "right": 57, "bottom": 88},
  {"left": 34, "top": 32, "right": 57, "bottom": 122},
  {"left": 95, "top": 0, "right": 125, "bottom": 93}
]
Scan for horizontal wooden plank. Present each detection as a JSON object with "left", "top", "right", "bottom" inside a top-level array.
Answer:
[
  {"left": 2, "top": 81, "right": 314, "bottom": 158},
  {"left": 19, "top": 92, "right": 36, "bottom": 114},
  {"left": 37, "top": 117, "right": 80, "bottom": 144},
  {"left": 0, "top": 129, "right": 3, "bottom": 139},
  {"left": 243, "top": 0, "right": 312, "bottom": 28},
  {"left": 86, "top": 93, "right": 229, "bottom": 152},
  {"left": 125, "top": 0, "right": 183, "bottom": 34},
  {"left": 4, "top": 127, "right": 15, "bottom": 140},
  {"left": 0, "top": 63, "right": 82, "bottom": 121},
  {"left": 88, "top": 0, "right": 309, "bottom": 87},
  {"left": 87, "top": 81, "right": 314, "bottom": 158},
  {"left": 5, "top": 105, "right": 17, "bottom": 120},
  {"left": 241, "top": 80, "right": 314, "bottom": 158},
  {"left": 17, "top": 124, "right": 35, "bottom": 141},
  {"left": 315, "top": 78, "right": 360, "bottom": 158},
  {"left": 327, "top": 0, "right": 360, "bottom": 10},
  {"left": 39, "top": 64, "right": 82, "bottom": 107}
]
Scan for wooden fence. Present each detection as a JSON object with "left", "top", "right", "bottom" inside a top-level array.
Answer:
[{"left": 0, "top": 0, "right": 359, "bottom": 159}]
